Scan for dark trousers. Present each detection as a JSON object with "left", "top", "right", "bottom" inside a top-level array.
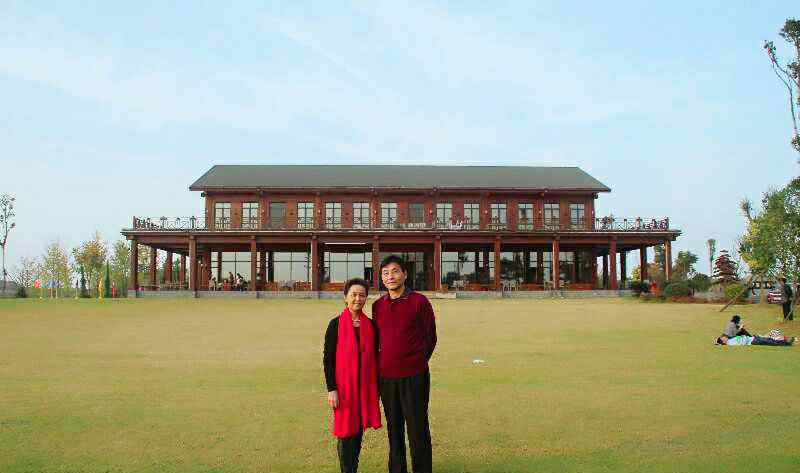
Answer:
[
  {"left": 752, "top": 336, "right": 792, "bottom": 346},
  {"left": 337, "top": 430, "right": 363, "bottom": 473},
  {"left": 783, "top": 302, "right": 793, "bottom": 321},
  {"left": 379, "top": 371, "right": 432, "bottom": 473}
]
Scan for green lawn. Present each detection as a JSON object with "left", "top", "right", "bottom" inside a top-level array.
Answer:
[{"left": 1, "top": 298, "right": 798, "bottom": 472}]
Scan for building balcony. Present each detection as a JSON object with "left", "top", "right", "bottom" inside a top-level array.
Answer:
[{"left": 126, "top": 216, "right": 675, "bottom": 233}]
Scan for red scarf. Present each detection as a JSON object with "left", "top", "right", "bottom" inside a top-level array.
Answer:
[{"left": 333, "top": 307, "right": 381, "bottom": 438}]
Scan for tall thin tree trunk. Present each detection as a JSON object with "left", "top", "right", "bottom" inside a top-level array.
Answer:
[
  {"left": 1, "top": 245, "right": 6, "bottom": 294},
  {"left": 759, "top": 274, "right": 766, "bottom": 305}
]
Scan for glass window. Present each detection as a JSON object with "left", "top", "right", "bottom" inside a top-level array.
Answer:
[
  {"left": 273, "top": 252, "right": 310, "bottom": 282},
  {"left": 212, "top": 251, "right": 254, "bottom": 283},
  {"left": 464, "top": 203, "right": 480, "bottom": 229},
  {"left": 214, "top": 202, "right": 231, "bottom": 229},
  {"left": 518, "top": 203, "right": 533, "bottom": 231},
  {"left": 570, "top": 203, "right": 585, "bottom": 230},
  {"left": 242, "top": 202, "right": 259, "bottom": 229},
  {"left": 436, "top": 203, "right": 452, "bottom": 228},
  {"left": 542, "top": 251, "right": 552, "bottom": 284},
  {"left": 499, "top": 251, "right": 527, "bottom": 283},
  {"left": 270, "top": 202, "right": 287, "bottom": 229},
  {"left": 490, "top": 203, "right": 507, "bottom": 230},
  {"left": 544, "top": 203, "right": 560, "bottom": 230},
  {"left": 297, "top": 202, "right": 314, "bottom": 229},
  {"left": 379, "top": 252, "right": 427, "bottom": 291},
  {"left": 324, "top": 252, "right": 371, "bottom": 283},
  {"left": 409, "top": 203, "right": 424, "bottom": 224},
  {"left": 559, "top": 251, "right": 575, "bottom": 283},
  {"left": 325, "top": 202, "right": 342, "bottom": 229},
  {"left": 353, "top": 202, "right": 370, "bottom": 229},
  {"left": 381, "top": 202, "right": 398, "bottom": 228}
]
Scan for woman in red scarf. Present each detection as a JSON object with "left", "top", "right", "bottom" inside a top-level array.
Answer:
[{"left": 323, "top": 278, "right": 381, "bottom": 473}]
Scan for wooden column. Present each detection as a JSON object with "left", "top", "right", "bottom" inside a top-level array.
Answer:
[
  {"left": 149, "top": 247, "right": 157, "bottom": 288},
  {"left": 664, "top": 241, "right": 672, "bottom": 281},
  {"left": 311, "top": 237, "right": 319, "bottom": 291},
  {"left": 259, "top": 250, "right": 267, "bottom": 284},
  {"left": 179, "top": 255, "right": 186, "bottom": 289},
  {"left": 552, "top": 238, "right": 560, "bottom": 289},
  {"left": 217, "top": 251, "right": 223, "bottom": 282},
  {"left": 620, "top": 251, "right": 627, "bottom": 284},
  {"left": 189, "top": 237, "right": 197, "bottom": 291},
  {"left": 129, "top": 238, "right": 139, "bottom": 293},
  {"left": 433, "top": 237, "right": 442, "bottom": 291},
  {"left": 372, "top": 237, "right": 380, "bottom": 290},
  {"left": 537, "top": 250, "right": 544, "bottom": 284},
  {"left": 203, "top": 250, "right": 212, "bottom": 289},
  {"left": 609, "top": 239, "right": 618, "bottom": 290},
  {"left": 268, "top": 251, "right": 274, "bottom": 283},
  {"left": 640, "top": 245, "right": 648, "bottom": 281},
  {"left": 602, "top": 255, "right": 609, "bottom": 289},
  {"left": 494, "top": 237, "right": 502, "bottom": 291},
  {"left": 250, "top": 238, "right": 257, "bottom": 291},
  {"left": 165, "top": 251, "right": 173, "bottom": 283},
  {"left": 590, "top": 248, "right": 598, "bottom": 288}
]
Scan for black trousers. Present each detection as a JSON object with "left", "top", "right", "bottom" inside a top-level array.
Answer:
[
  {"left": 337, "top": 430, "right": 363, "bottom": 473},
  {"left": 783, "top": 302, "right": 793, "bottom": 321},
  {"left": 379, "top": 371, "right": 432, "bottom": 473},
  {"left": 752, "top": 336, "right": 793, "bottom": 346}
]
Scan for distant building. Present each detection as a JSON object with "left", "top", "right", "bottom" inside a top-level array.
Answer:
[{"left": 121, "top": 165, "right": 680, "bottom": 293}]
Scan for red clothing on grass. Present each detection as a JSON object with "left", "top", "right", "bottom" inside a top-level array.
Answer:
[{"left": 372, "top": 288, "right": 437, "bottom": 379}]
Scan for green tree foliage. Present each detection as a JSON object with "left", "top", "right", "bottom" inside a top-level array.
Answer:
[
  {"left": 109, "top": 239, "right": 130, "bottom": 295},
  {"left": 673, "top": 251, "right": 699, "bottom": 280},
  {"left": 103, "top": 262, "right": 111, "bottom": 298},
  {"left": 688, "top": 273, "right": 712, "bottom": 293},
  {"left": 72, "top": 231, "right": 107, "bottom": 296},
  {"left": 41, "top": 241, "right": 72, "bottom": 295},
  {"left": 663, "top": 280, "right": 692, "bottom": 298},
  {"left": 12, "top": 256, "right": 39, "bottom": 289},
  {"left": 764, "top": 18, "right": 800, "bottom": 155}
]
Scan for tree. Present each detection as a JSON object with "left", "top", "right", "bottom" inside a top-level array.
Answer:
[
  {"left": 713, "top": 250, "right": 740, "bottom": 284},
  {"left": 12, "top": 256, "right": 39, "bottom": 289},
  {"left": 0, "top": 194, "right": 15, "bottom": 294},
  {"left": 103, "top": 262, "right": 111, "bottom": 298},
  {"left": 739, "top": 197, "right": 778, "bottom": 304},
  {"left": 764, "top": 18, "right": 800, "bottom": 156},
  {"left": 673, "top": 251, "right": 699, "bottom": 280},
  {"left": 79, "top": 266, "right": 89, "bottom": 298},
  {"left": 706, "top": 239, "right": 716, "bottom": 279},
  {"left": 72, "top": 231, "right": 108, "bottom": 297},
  {"left": 109, "top": 239, "right": 130, "bottom": 296},
  {"left": 41, "top": 241, "right": 72, "bottom": 297}
]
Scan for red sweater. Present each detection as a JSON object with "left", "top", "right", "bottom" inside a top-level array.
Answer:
[{"left": 372, "top": 288, "right": 437, "bottom": 379}]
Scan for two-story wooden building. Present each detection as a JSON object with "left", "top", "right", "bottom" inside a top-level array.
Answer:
[{"left": 121, "top": 165, "right": 680, "bottom": 294}]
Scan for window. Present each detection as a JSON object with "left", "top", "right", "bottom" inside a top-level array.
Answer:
[
  {"left": 517, "top": 203, "right": 533, "bottom": 231},
  {"left": 212, "top": 251, "right": 253, "bottom": 283},
  {"left": 324, "top": 252, "right": 372, "bottom": 283},
  {"left": 325, "top": 202, "right": 342, "bottom": 229},
  {"left": 353, "top": 202, "right": 370, "bottom": 229},
  {"left": 490, "top": 203, "right": 507, "bottom": 230},
  {"left": 273, "top": 251, "right": 310, "bottom": 282},
  {"left": 214, "top": 202, "right": 231, "bottom": 229},
  {"left": 544, "top": 203, "right": 560, "bottom": 230},
  {"left": 559, "top": 251, "right": 575, "bottom": 283},
  {"left": 242, "top": 202, "right": 259, "bottom": 229},
  {"left": 270, "top": 202, "right": 287, "bottom": 229},
  {"left": 381, "top": 202, "right": 398, "bottom": 228},
  {"left": 436, "top": 203, "right": 452, "bottom": 228},
  {"left": 464, "top": 203, "right": 480, "bottom": 229},
  {"left": 542, "top": 251, "right": 552, "bottom": 283},
  {"left": 297, "top": 202, "right": 314, "bottom": 229},
  {"left": 570, "top": 203, "right": 585, "bottom": 230},
  {"left": 409, "top": 203, "right": 424, "bottom": 224}
]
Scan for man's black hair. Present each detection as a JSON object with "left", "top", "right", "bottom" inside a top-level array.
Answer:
[
  {"left": 379, "top": 254, "right": 407, "bottom": 273},
  {"left": 731, "top": 315, "right": 741, "bottom": 324},
  {"left": 344, "top": 278, "right": 370, "bottom": 296}
]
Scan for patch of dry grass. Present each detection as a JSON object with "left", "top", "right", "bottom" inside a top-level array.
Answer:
[{"left": 1, "top": 298, "right": 798, "bottom": 472}]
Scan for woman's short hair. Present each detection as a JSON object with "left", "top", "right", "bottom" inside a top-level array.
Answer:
[
  {"left": 731, "top": 315, "right": 741, "bottom": 324},
  {"left": 344, "top": 278, "right": 370, "bottom": 296}
]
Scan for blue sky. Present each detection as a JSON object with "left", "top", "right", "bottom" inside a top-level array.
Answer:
[{"left": 1, "top": 1, "right": 797, "bottom": 274}]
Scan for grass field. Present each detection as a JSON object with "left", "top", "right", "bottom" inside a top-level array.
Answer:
[{"left": 1, "top": 297, "right": 799, "bottom": 473}]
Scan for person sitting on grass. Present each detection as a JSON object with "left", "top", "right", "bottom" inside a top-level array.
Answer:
[
  {"left": 723, "top": 315, "right": 751, "bottom": 338},
  {"left": 715, "top": 334, "right": 795, "bottom": 346}
]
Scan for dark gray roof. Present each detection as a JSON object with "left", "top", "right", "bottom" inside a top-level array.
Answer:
[{"left": 189, "top": 165, "right": 610, "bottom": 192}]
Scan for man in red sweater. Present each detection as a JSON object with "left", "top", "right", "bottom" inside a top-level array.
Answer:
[{"left": 372, "top": 255, "right": 437, "bottom": 473}]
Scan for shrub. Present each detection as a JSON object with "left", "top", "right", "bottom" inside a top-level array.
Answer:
[
  {"left": 629, "top": 281, "right": 650, "bottom": 296},
  {"left": 663, "top": 281, "right": 692, "bottom": 298},
  {"left": 16, "top": 286, "right": 27, "bottom": 298},
  {"left": 688, "top": 273, "right": 712, "bottom": 293},
  {"left": 723, "top": 283, "right": 748, "bottom": 303}
]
